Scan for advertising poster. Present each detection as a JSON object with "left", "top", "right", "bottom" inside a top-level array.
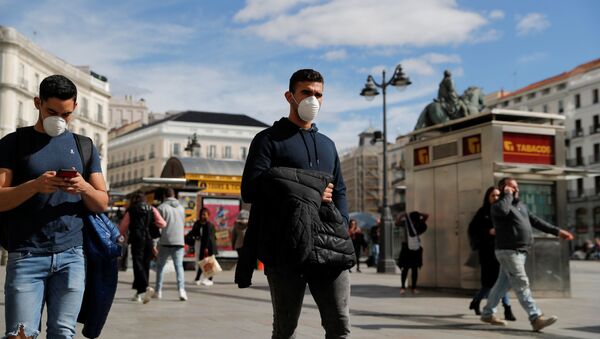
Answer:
[
  {"left": 202, "top": 197, "right": 240, "bottom": 252},
  {"left": 178, "top": 192, "right": 198, "bottom": 259}
]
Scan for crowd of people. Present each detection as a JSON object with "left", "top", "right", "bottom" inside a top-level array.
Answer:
[{"left": 0, "top": 70, "right": 581, "bottom": 339}]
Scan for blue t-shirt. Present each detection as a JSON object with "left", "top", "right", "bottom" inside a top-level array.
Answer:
[{"left": 0, "top": 127, "right": 102, "bottom": 253}]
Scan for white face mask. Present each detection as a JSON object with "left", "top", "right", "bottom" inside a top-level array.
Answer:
[
  {"left": 43, "top": 116, "right": 67, "bottom": 137},
  {"left": 292, "top": 95, "right": 320, "bottom": 122}
]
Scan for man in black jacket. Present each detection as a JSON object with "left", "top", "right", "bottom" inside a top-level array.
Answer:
[
  {"left": 239, "top": 69, "right": 350, "bottom": 338},
  {"left": 480, "top": 177, "right": 573, "bottom": 332}
]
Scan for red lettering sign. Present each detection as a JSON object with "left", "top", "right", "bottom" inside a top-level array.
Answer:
[
  {"left": 463, "top": 134, "right": 481, "bottom": 156},
  {"left": 414, "top": 147, "right": 430, "bottom": 166},
  {"left": 503, "top": 133, "right": 555, "bottom": 165}
]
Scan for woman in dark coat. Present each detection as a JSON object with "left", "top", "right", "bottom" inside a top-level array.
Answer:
[
  {"left": 468, "top": 186, "right": 515, "bottom": 321},
  {"left": 396, "top": 211, "right": 428, "bottom": 295},
  {"left": 190, "top": 207, "right": 218, "bottom": 285},
  {"left": 348, "top": 219, "right": 367, "bottom": 272}
]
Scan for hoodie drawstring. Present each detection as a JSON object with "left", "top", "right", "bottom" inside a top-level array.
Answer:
[
  {"left": 299, "top": 131, "right": 313, "bottom": 167},
  {"left": 309, "top": 131, "right": 320, "bottom": 169}
]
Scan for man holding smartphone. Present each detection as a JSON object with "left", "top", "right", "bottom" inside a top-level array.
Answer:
[
  {"left": 480, "top": 177, "right": 573, "bottom": 332},
  {"left": 0, "top": 75, "right": 108, "bottom": 339}
]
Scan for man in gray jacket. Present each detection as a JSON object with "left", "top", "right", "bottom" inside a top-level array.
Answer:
[
  {"left": 481, "top": 177, "right": 573, "bottom": 332},
  {"left": 154, "top": 188, "right": 187, "bottom": 301}
]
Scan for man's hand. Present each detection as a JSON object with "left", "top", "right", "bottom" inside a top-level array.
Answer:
[
  {"left": 58, "top": 171, "right": 93, "bottom": 195},
  {"left": 489, "top": 228, "right": 496, "bottom": 236},
  {"left": 558, "top": 229, "right": 574, "bottom": 241},
  {"left": 322, "top": 183, "right": 333, "bottom": 203},
  {"left": 503, "top": 186, "right": 516, "bottom": 195},
  {"left": 152, "top": 246, "right": 159, "bottom": 258},
  {"left": 34, "top": 171, "right": 62, "bottom": 193}
]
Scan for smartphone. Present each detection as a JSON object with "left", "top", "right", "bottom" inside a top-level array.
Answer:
[{"left": 57, "top": 169, "right": 78, "bottom": 178}]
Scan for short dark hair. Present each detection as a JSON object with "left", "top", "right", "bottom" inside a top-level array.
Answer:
[
  {"left": 289, "top": 69, "right": 324, "bottom": 93},
  {"left": 165, "top": 187, "right": 175, "bottom": 198},
  {"left": 200, "top": 207, "right": 210, "bottom": 215},
  {"left": 498, "top": 177, "right": 515, "bottom": 190},
  {"left": 39, "top": 75, "right": 77, "bottom": 102}
]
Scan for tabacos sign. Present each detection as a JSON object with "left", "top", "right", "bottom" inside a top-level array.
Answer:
[{"left": 503, "top": 132, "right": 555, "bottom": 165}]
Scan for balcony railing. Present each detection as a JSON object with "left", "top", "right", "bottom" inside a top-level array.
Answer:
[
  {"left": 567, "top": 158, "right": 585, "bottom": 167},
  {"left": 568, "top": 189, "right": 600, "bottom": 201},
  {"left": 571, "top": 128, "right": 584, "bottom": 138},
  {"left": 590, "top": 125, "right": 600, "bottom": 135},
  {"left": 589, "top": 154, "right": 600, "bottom": 165}
]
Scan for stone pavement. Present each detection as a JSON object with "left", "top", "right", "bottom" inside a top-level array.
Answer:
[{"left": 1, "top": 261, "right": 599, "bottom": 338}]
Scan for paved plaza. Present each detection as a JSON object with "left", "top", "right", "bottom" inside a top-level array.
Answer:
[{"left": 1, "top": 260, "right": 599, "bottom": 338}]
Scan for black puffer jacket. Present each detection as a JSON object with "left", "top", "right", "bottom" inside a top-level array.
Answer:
[{"left": 235, "top": 167, "right": 355, "bottom": 288}]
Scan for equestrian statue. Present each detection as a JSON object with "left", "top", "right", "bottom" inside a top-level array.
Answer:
[{"left": 414, "top": 70, "right": 485, "bottom": 130}]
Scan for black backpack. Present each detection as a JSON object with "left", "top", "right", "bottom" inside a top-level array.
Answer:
[{"left": 0, "top": 127, "right": 93, "bottom": 249}]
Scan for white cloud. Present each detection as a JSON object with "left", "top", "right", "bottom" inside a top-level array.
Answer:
[
  {"left": 237, "top": 0, "right": 489, "bottom": 48},
  {"left": 401, "top": 53, "right": 461, "bottom": 76},
  {"left": 489, "top": 10, "right": 504, "bottom": 20},
  {"left": 516, "top": 13, "right": 550, "bottom": 36},
  {"left": 322, "top": 49, "right": 348, "bottom": 61},
  {"left": 234, "top": 0, "right": 321, "bottom": 23}
]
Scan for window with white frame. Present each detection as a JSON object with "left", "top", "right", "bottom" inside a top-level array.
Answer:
[
  {"left": 240, "top": 146, "right": 248, "bottom": 160},
  {"left": 223, "top": 146, "right": 232, "bottom": 159},
  {"left": 97, "top": 104, "right": 103, "bottom": 123},
  {"left": 208, "top": 145, "right": 217, "bottom": 158}
]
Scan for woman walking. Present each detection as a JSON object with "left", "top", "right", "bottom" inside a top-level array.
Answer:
[{"left": 119, "top": 192, "right": 165, "bottom": 303}]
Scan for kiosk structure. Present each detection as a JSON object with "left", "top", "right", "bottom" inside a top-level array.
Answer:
[{"left": 404, "top": 109, "right": 592, "bottom": 297}]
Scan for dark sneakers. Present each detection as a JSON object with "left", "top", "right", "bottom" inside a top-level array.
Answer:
[
  {"left": 480, "top": 315, "right": 507, "bottom": 326},
  {"left": 503, "top": 305, "right": 516, "bottom": 321},
  {"left": 531, "top": 315, "right": 558, "bottom": 332}
]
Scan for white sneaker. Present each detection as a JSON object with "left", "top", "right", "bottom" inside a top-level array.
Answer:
[
  {"left": 194, "top": 280, "right": 202, "bottom": 286},
  {"left": 152, "top": 290, "right": 162, "bottom": 299},
  {"left": 131, "top": 293, "right": 142, "bottom": 302},
  {"left": 143, "top": 287, "right": 154, "bottom": 304},
  {"left": 179, "top": 289, "right": 188, "bottom": 301},
  {"left": 200, "top": 278, "right": 214, "bottom": 286}
]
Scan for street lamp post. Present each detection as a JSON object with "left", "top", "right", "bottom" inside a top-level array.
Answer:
[
  {"left": 184, "top": 133, "right": 201, "bottom": 157},
  {"left": 360, "top": 65, "right": 411, "bottom": 273}
]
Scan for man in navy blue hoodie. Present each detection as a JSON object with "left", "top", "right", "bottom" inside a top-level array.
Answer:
[{"left": 241, "top": 69, "right": 350, "bottom": 338}]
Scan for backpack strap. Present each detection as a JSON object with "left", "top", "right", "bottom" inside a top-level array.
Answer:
[{"left": 72, "top": 133, "right": 93, "bottom": 181}]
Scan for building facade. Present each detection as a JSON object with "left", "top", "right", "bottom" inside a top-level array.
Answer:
[
  {"left": 0, "top": 26, "right": 111, "bottom": 172},
  {"left": 107, "top": 111, "right": 268, "bottom": 193},
  {"left": 486, "top": 58, "right": 600, "bottom": 245},
  {"left": 340, "top": 128, "right": 382, "bottom": 214},
  {"left": 108, "top": 95, "right": 149, "bottom": 129}
]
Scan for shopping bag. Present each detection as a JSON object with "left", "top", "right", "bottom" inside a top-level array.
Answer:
[{"left": 198, "top": 255, "right": 222, "bottom": 278}]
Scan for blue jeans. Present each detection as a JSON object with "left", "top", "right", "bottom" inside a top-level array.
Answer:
[
  {"left": 4, "top": 247, "right": 86, "bottom": 339},
  {"left": 482, "top": 249, "right": 542, "bottom": 322},
  {"left": 473, "top": 287, "right": 510, "bottom": 307},
  {"left": 155, "top": 245, "right": 185, "bottom": 292},
  {"left": 371, "top": 244, "right": 380, "bottom": 265},
  {"left": 266, "top": 269, "right": 350, "bottom": 339}
]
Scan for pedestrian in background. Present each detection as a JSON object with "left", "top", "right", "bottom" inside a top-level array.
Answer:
[
  {"left": 119, "top": 192, "right": 166, "bottom": 303},
  {"left": 349, "top": 219, "right": 367, "bottom": 272},
  {"left": 396, "top": 211, "right": 428, "bottom": 295},
  {"left": 480, "top": 177, "right": 573, "bottom": 332},
  {"left": 232, "top": 209, "right": 250, "bottom": 257},
  {"left": 369, "top": 221, "right": 381, "bottom": 267},
  {"left": 154, "top": 188, "right": 188, "bottom": 301},
  {"left": 467, "top": 186, "right": 515, "bottom": 321},
  {"left": 190, "top": 207, "right": 218, "bottom": 286}
]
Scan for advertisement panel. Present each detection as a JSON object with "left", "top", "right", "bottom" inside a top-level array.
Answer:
[
  {"left": 503, "top": 132, "right": 555, "bottom": 165},
  {"left": 202, "top": 197, "right": 241, "bottom": 252},
  {"left": 178, "top": 192, "right": 198, "bottom": 259}
]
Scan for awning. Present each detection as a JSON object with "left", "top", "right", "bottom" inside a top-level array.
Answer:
[{"left": 494, "top": 162, "right": 600, "bottom": 180}]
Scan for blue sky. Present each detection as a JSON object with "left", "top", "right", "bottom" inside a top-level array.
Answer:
[{"left": 1, "top": 0, "right": 599, "bottom": 150}]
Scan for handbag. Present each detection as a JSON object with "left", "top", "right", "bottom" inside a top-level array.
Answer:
[
  {"left": 406, "top": 214, "right": 421, "bottom": 251},
  {"left": 84, "top": 213, "right": 122, "bottom": 260},
  {"left": 198, "top": 255, "right": 222, "bottom": 278}
]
